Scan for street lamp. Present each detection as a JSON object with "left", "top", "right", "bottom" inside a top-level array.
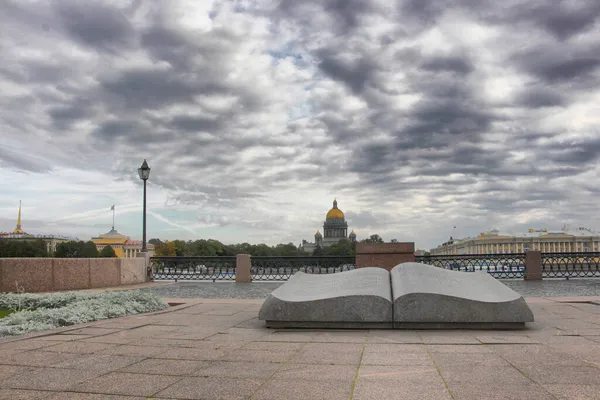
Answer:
[{"left": 138, "top": 159, "right": 151, "bottom": 252}]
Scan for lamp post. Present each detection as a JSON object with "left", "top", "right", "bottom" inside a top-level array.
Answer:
[{"left": 138, "top": 159, "right": 151, "bottom": 253}]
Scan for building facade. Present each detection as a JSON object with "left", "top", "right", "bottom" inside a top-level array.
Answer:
[
  {"left": 91, "top": 228, "right": 154, "bottom": 258},
  {"left": 0, "top": 201, "right": 78, "bottom": 254},
  {"left": 430, "top": 227, "right": 600, "bottom": 255},
  {"left": 301, "top": 199, "right": 356, "bottom": 254}
]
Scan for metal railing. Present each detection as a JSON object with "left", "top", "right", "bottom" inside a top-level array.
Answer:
[
  {"left": 541, "top": 252, "right": 600, "bottom": 278},
  {"left": 415, "top": 253, "right": 526, "bottom": 278},
  {"left": 251, "top": 256, "right": 355, "bottom": 281},
  {"left": 150, "top": 252, "right": 600, "bottom": 282},
  {"left": 150, "top": 256, "right": 236, "bottom": 281}
]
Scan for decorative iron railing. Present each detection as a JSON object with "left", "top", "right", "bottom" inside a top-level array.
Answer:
[
  {"left": 541, "top": 252, "right": 600, "bottom": 278},
  {"left": 415, "top": 254, "right": 526, "bottom": 278},
  {"left": 150, "top": 252, "right": 600, "bottom": 282},
  {"left": 150, "top": 256, "right": 236, "bottom": 281},
  {"left": 251, "top": 256, "right": 355, "bottom": 281}
]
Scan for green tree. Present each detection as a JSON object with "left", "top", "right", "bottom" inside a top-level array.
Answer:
[
  {"left": 81, "top": 241, "right": 99, "bottom": 258},
  {"left": 0, "top": 239, "right": 48, "bottom": 257},
  {"left": 187, "top": 239, "right": 220, "bottom": 256},
  {"left": 54, "top": 241, "right": 85, "bottom": 258},
  {"left": 148, "top": 238, "right": 163, "bottom": 246},
  {"left": 253, "top": 243, "right": 273, "bottom": 256},
  {"left": 155, "top": 241, "right": 177, "bottom": 256},
  {"left": 171, "top": 240, "right": 187, "bottom": 256},
  {"left": 273, "top": 243, "right": 303, "bottom": 256},
  {"left": 322, "top": 239, "right": 354, "bottom": 256},
  {"left": 99, "top": 245, "right": 117, "bottom": 257},
  {"left": 361, "top": 234, "right": 384, "bottom": 243}
]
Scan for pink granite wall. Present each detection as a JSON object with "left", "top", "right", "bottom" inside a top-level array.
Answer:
[
  {"left": 90, "top": 258, "right": 121, "bottom": 288},
  {"left": 0, "top": 257, "right": 148, "bottom": 293},
  {"left": 1, "top": 258, "right": 54, "bottom": 293},
  {"left": 119, "top": 258, "right": 147, "bottom": 285},
  {"left": 53, "top": 258, "right": 91, "bottom": 291}
]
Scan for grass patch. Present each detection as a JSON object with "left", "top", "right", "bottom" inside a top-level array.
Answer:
[
  {"left": 0, "top": 309, "right": 15, "bottom": 319},
  {"left": 0, "top": 290, "right": 169, "bottom": 338}
]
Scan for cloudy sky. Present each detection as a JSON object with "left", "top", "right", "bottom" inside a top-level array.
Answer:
[{"left": 1, "top": 0, "right": 600, "bottom": 250}]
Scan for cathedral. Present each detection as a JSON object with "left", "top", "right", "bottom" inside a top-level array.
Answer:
[{"left": 301, "top": 199, "right": 356, "bottom": 254}]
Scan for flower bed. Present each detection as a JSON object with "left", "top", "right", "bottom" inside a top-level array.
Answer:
[{"left": 0, "top": 290, "right": 169, "bottom": 337}]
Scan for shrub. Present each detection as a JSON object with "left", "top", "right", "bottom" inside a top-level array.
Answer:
[
  {"left": 0, "top": 290, "right": 168, "bottom": 337},
  {"left": 99, "top": 245, "right": 117, "bottom": 257}
]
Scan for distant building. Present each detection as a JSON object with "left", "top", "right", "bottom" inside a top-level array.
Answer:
[
  {"left": 0, "top": 201, "right": 77, "bottom": 254},
  {"left": 301, "top": 199, "right": 356, "bottom": 254},
  {"left": 91, "top": 228, "right": 154, "bottom": 258},
  {"left": 430, "top": 226, "right": 600, "bottom": 255}
]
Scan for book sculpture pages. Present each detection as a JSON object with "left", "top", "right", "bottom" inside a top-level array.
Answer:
[{"left": 259, "top": 262, "right": 534, "bottom": 329}]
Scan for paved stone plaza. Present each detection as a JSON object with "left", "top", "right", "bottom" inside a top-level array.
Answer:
[{"left": 0, "top": 295, "right": 599, "bottom": 399}]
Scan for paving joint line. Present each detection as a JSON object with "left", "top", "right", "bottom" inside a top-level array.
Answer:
[
  {"left": 349, "top": 334, "right": 368, "bottom": 400},
  {"left": 423, "top": 343, "right": 455, "bottom": 400},
  {"left": 247, "top": 338, "right": 311, "bottom": 399},
  {"left": 483, "top": 343, "right": 559, "bottom": 399}
]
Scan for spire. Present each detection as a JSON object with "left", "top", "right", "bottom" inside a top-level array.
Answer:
[
  {"left": 13, "top": 200, "right": 24, "bottom": 234},
  {"left": 333, "top": 199, "right": 338, "bottom": 209}
]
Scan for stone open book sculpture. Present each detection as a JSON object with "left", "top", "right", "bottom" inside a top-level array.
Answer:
[{"left": 258, "top": 262, "right": 534, "bottom": 329}]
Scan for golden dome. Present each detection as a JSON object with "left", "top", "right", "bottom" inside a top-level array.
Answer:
[
  {"left": 326, "top": 199, "right": 345, "bottom": 219},
  {"left": 315, "top": 230, "right": 322, "bottom": 236}
]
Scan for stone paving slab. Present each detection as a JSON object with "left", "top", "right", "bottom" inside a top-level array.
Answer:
[
  {"left": 0, "top": 297, "right": 598, "bottom": 399},
  {"left": 253, "top": 379, "right": 353, "bottom": 400},
  {"left": 155, "top": 377, "right": 264, "bottom": 400},
  {"left": 73, "top": 371, "right": 181, "bottom": 397},
  {"left": 0, "top": 389, "right": 49, "bottom": 400}
]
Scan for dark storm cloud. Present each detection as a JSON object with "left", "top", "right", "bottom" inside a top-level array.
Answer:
[
  {"left": 275, "top": 0, "right": 379, "bottom": 34},
  {"left": 168, "top": 116, "right": 223, "bottom": 133},
  {"left": 48, "top": 101, "right": 95, "bottom": 129},
  {"left": 316, "top": 50, "right": 377, "bottom": 95},
  {"left": 397, "top": 0, "right": 600, "bottom": 41},
  {"left": 420, "top": 55, "right": 475, "bottom": 75},
  {"left": 99, "top": 69, "right": 205, "bottom": 110},
  {"left": 509, "top": 1, "right": 600, "bottom": 41},
  {"left": 55, "top": 2, "right": 135, "bottom": 51},
  {"left": 540, "top": 137, "right": 600, "bottom": 164},
  {"left": 513, "top": 46, "right": 600, "bottom": 84},
  {"left": 514, "top": 86, "right": 567, "bottom": 108},
  {"left": 93, "top": 120, "right": 139, "bottom": 140},
  {"left": 404, "top": 97, "right": 493, "bottom": 138},
  {"left": 0, "top": 62, "right": 69, "bottom": 85}
]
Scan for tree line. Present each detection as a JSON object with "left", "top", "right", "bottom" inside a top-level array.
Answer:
[
  {"left": 54, "top": 241, "right": 117, "bottom": 258},
  {"left": 150, "top": 234, "right": 387, "bottom": 257},
  {"left": 0, "top": 234, "right": 388, "bottom": 258},
  {"left": 0, "top": 239, "right": 116, "bottom": 258}
]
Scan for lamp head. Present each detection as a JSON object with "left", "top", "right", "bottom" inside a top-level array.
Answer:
[{"left": 138, "top": 159, "right": 151, "bottom": 180}]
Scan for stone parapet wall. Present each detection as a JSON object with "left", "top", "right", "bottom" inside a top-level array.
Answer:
[
  {"left": 355, "top": 242, "right": 416, "bottom": 271},
  {"left": 0, "top": 258, "right": 148, "bottom": 293}
]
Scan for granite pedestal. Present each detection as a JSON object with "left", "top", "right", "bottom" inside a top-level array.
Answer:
[{"left": 258, "top": 263, "right": 535, "bottom": 329}]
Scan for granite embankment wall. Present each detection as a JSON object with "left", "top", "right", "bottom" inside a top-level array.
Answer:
[{"left": 0, "top": 258, "right": 148, "bottom": 293}]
